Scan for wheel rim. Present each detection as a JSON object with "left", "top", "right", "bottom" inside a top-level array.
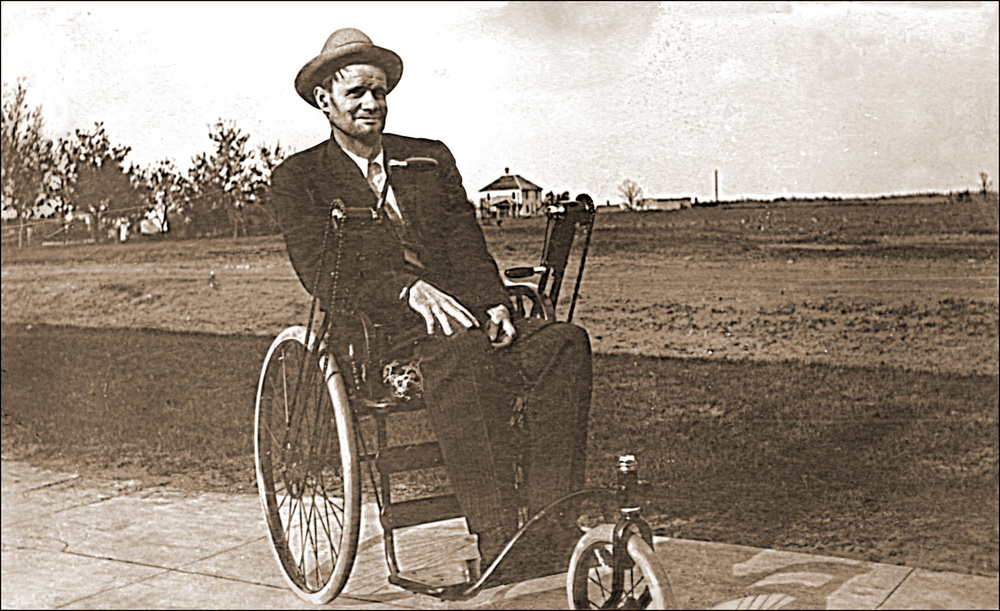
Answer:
[
  {"left": 569, "top": 524, "right": 671, "bottom": 610},
  {"left": 255, "top": 331, "right": 357, "bottom": 599}
]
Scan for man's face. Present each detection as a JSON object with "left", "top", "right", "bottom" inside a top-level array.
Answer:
[{"left": 316, "top": 64, "right": 388, "bottom": 142}]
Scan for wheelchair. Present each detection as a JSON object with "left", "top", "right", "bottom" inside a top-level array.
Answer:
[{"left": 253, "top": 195, "right": 676, "bottom": 608}]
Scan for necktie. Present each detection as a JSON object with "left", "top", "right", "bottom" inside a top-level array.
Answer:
[
  {"left": 367, "top": 159, "right": 422, "bottom": 268},
  {"left": 366, "top": 160, "right": 385, "bottom": 196},
  {"left": 367, "top": 160, "right": 403, "bottom": 224}
]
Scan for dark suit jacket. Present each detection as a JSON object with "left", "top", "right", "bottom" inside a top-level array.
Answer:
[{"left": 271, "top": 133, "right": 509, "bottom": 336}]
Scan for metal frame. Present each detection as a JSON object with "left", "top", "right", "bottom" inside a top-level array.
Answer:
[{"left": 261, "top": 192, "right": 668, "bottom": 604}]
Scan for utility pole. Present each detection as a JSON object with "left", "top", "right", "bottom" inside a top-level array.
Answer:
[{"left": 714, "top": 169, "right": 719, "bottom": 202}]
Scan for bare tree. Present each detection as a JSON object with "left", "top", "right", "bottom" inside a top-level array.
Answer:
[
  {"left": 1, "top": 80, "right": 61, "bottom": 247},
  {"left": 618, "top": 178, "right": 644, "bottom": 211},
  {"left": 980, "top": 171, "right": 993, "bottom": 195}
]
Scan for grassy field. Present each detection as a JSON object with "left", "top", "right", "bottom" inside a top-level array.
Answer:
[{"left": 2, "top": 194, "right": 998, "bottom": 576}]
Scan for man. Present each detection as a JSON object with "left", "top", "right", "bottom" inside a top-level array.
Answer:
[{"left": 271, "top": 28, "right": 592, "bottom": 575}]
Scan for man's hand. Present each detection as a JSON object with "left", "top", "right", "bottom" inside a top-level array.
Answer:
[
  {"left": 407, "top": 279, "right": 479, "bottom": 336},
  {"left": 486, "top": 304, "right": 516, "bottom": 349}
]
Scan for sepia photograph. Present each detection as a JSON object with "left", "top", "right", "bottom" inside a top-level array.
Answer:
[{"left": 2, "top": 2, "right": 997, "bottom": 609}]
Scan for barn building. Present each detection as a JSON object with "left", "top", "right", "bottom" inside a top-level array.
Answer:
[{"left": 638, "top": 197, "right": 693, "bottom": 211}]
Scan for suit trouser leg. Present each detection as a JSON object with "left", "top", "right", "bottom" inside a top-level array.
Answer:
[
  {"left": 410, "top": 329, "right": 519, "bottom": 537},
  {"left": 500, "top": 319, "right": 593, "bottom": 515},
  {"left": 403, "top": 319, "right": 592, "bottom": 538}
]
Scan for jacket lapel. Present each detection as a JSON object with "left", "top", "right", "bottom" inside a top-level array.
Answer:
[
  {"left": 322, "top": 139, "right": 378, "bottom": 213},
  {"left": 382, "top": 139, "right": 429, "bottom": 269},
  {"left": 383, "top": 140, "right": 412, "bottom": 219}
]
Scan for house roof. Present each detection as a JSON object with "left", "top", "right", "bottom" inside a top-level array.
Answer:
[{"left": 480, "top": 174, "right": 542, "bottom": 193}]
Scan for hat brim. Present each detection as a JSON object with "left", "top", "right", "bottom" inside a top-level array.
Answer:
[{"left": 295, "top": 43, "right": 403, "bottom": 107}]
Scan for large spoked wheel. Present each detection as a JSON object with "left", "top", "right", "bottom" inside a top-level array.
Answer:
[
  {"left": 567, "top": 523, "right": 676, "bottom": 610},
  {"left": 254, "top": 325, "right": 361, "bottom": 604}
]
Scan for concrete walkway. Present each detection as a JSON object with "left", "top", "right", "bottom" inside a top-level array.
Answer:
[{"left": 2, "top": 460, "right": 996, "bottom": 609}]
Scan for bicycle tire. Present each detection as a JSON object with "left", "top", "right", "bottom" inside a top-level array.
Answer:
[{"left": 254, "top": 325, "right": 361, "bottom": 604}]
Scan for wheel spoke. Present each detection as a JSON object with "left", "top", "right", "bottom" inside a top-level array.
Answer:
[
  {"left": 588, "top": 570, "right": 609, "bottom": 597},
  {"left": 262, "top": 415, "right": 284, "bottom": 456},
  {"left": 588, "top": 546, "right": 612, "bottom": 600},
  {"left": 275, "top": 484, "right": 289, "bottom": 512},
  {"left": 279, "top": 348, "right": 290, "bottom": 423},
  {"left": 306, "top": 489, "right": 323, "bottom": 588},
  {"left": 623, "top": 567, "right": 645, "bottom": 605},
  {"left": 297, "top": 493, "right": 310, "bottom": 581},
  {"left": 302, "top": 495, "right": 319, "bottom": 590},
  {"left": 319, "top": 475, "right": 345, "bottom": 530},
  {"left": 317, "top": 494, "right": 341, "bottom": 566}
]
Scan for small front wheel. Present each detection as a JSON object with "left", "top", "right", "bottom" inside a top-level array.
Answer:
[
  {"left": 567, "top": 523, "right": 676, "bottom": 610},
  {"left": 254, "top": 326, "right": 361, "bottom": 604}
]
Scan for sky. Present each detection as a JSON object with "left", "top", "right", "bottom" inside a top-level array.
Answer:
[{"left": 2, "top": 1, "right": 998, "bottom": 205}]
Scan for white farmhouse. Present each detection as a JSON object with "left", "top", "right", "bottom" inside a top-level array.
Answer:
[{"left": 477, "top": 168, "right": 543, "bottom": 219}]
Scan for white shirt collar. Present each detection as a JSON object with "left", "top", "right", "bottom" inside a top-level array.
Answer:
[
  {"left": 337, "top": 144, "right": 401, "bottom": 216},
  {"left": 341, "top": 146, "right": 384, "bottom": 177}
]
